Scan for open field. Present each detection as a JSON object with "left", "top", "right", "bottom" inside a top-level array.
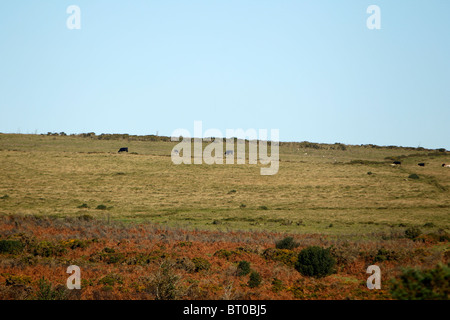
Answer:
[
  {"left": 1, "top": 133, "right": 449, "bottom": 234},
  {"left": 0, "top": 133, "right": 449, "bottom": 300}
]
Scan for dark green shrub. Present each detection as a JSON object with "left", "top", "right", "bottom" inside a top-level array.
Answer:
[
  {"left": 275, "top": 237, "right": 299, "bottom": 250},
  {"left": 248, "top": 271, "right": 262, "bottom": 288},
  {"left": 96, "top": 204, "right": 107, "bottom": 210},
  {"left": 0, "top": 240, "right": 24, "bottom": 254},
  {"left": 236, "top": 261, "right": 251, "bottom": 276},
  {"left": 390, "top": 264, "right": 450, "bottom": 300},
  {"left": 77, "top": 203, "right": 89, "bottom": 209},
  {"left": 295, "top": 246, "right": 336, "bottom": 278},
  {"left": 192, "top": 257, "right": 211, "bottom": 272},
  {"left": 31, "top": 241, "right": 66, "bottom": 257},
  {"left": 374, "top": 248, "right": 398, "bottom": 263},
  {"left": 258, "top": 206, "right": 269, "bottom": 210},
  {"left": 408, "top": 174, "right": 420, "bottom": 180},
  {"left": 405, "top": 227, "right": 422, "bottom": 240},
  {"left": 103, "top": 247, "right": 115, "bottom": 253}
]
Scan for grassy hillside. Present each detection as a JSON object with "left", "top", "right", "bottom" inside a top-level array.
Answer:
[
  {"left": 0, "top": 133, "right": 449, "bottom": 235},
  {"left": 0, "top": 133, "right": 449, "bottom": 301}
]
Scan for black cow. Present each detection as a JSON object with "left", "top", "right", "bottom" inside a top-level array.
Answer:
[
  {"left": 418, "top": 163, "right": 425, "bottom": 167},
  {"left": 393, "top": 161, "right": 401, "bottom": 165},
  {"left": 118, "top": 147, "right": 128, "bottom": 153}
]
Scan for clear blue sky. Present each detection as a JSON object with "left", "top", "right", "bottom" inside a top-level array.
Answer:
[{"left": 1, "top": 1, "right": 449, "bottom": 149}]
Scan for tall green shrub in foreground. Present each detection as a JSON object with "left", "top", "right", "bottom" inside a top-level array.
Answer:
[
  {"left": 295, "top": 246, "right": 336, "bottom": 278},
  {"left": 390, "top": 264, "right": 450, "bottom": 300}
]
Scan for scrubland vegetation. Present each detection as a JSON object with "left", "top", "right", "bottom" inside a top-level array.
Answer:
[{"left": 0, "top": 133, "right": 449, "bottom": 300}]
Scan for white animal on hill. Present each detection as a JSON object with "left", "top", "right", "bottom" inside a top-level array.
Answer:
[{"left": 442, "top": 163, "right": 450, "bottom": 168}]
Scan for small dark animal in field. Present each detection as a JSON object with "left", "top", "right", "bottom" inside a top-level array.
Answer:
[
  {"left": 443, "top": 163, "right": 450, "bottom": 168},
  {"left": 118, "top": 147, "right": 128, "bottom": 153},
  {"left": 418, "top": 163, "right": 425, "bottom": 167},
  {"left": 225, "top": 150, "right": 234, "bottom": 155},
  {"left": 393, "top": 161, "right": 401, "bottom": 165},
  {"left": 173, "top": 149, "right": 179, "bottom": 154}
]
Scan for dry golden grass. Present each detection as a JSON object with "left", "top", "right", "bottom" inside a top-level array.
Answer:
[{"left": 0, "top": 133, "right": 449, "bottom": 236}]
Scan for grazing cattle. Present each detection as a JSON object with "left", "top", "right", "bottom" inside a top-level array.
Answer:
[
  {"left": 173, "top": 149, "right": 179, "bottom": 154},
  {"left": 118, "top": 147, "right": 128, "bottom": 153},
  {"left": 418, "top": 163, "right": 425, "bottom": 167},
  {"left": 225, "top": 150, "right": 234, "bottom": 155},
  {"left": 393, "top": 161, "right": 401, "bottom": 165},
  {"left": 443, "top": 164, "right": 450, "bottom": 168}
]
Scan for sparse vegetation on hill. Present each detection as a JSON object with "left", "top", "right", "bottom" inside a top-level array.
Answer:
[
  {"left": 0, "top": 134, "right": 449, "bottom": 300},
  {"left": 0, "top": 214, "right": 447, "bottom": 300}
]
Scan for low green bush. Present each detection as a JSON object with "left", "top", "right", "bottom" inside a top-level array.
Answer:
[
  {"left": 98, "top": 274, "right": 123, "bottom": 286},
  {"left": 0, "top": 240, "right": 24, "bottom": 254},
  {"left": 275, "top": 237, "right": 299, "bottom": 250},
  {"left": 31, "top": 241, "right": 66, "bottom": 257},
  {"left": 236, "top": 261, "right": 251, "bottom": 276},
  {"left": 295, "top": 246, "right": 336, "bottom": 278},
  {"left": 390, "top": 264, "right": 450, "bottom": 300},
  {"left": 405, "top": 227, "right": 422, "bottom": 240},
  {"left": 34, "top": 277, "right": 67, "bottom": 300},
  {"left": 373, "top": 248, "right": 398, "bottom": 263},
  {"left": 248, "top": 271, "right": 262, "bottom": 288},
  {"left": 214, "top": 249, "right": 234, "bottom": 260}
]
